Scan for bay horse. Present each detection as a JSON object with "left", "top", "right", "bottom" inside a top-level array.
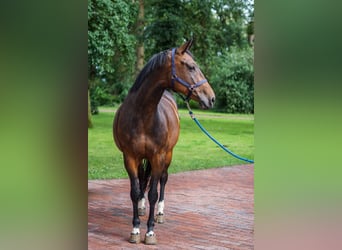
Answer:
[{"left": 113, "top": 40, "right": 215, "bottom": 245}]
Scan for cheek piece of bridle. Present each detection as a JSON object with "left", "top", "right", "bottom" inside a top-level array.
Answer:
[{"left": 170, "top": 48, "right": 208, "bottom": 101}]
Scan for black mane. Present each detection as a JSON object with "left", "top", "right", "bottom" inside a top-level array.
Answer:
[{"left": 129, "top": 50, "right": 169, "bottom": 93}]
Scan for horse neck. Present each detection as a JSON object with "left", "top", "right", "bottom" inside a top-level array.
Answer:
[{"left": 131, "top": 73, "right": 169, "bottom": 114}]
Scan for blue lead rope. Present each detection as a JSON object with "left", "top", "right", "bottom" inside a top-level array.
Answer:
[{"left": 185, "top": 102, "right": 254, "bottom": 164}]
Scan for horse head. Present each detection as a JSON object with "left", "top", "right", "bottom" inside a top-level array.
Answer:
[{"left": 170, "top": 40, "right": 215, "bottom": 109}]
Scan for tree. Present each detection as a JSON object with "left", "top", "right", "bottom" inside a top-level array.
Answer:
[
  {"left": 88, "top": 0, "right": 137, "bottom": 78},
  {"left": 88, "top": 0, "right": 137, "bottom": 122},
  {"left": 210, "top": 46, "right": 254, "bottom": 113},
  {"left": 88, "top": 88, "right": 93, "bottom": 128},
  {"left": 144, "top": 0, "right": 185, "bottom": 57},
  {"left": 135, "top": 0, "right": 145, "bottom": 77}
]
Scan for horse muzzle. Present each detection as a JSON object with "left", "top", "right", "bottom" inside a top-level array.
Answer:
[{"left": 199, "top": 94, "right": 215, "bottom": 109}]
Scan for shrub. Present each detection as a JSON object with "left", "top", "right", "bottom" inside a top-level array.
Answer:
[
  {"left": 89, "top": 82, "right": 117, "bottom": 114},
  {"left": 209, "top": 46, "right": 254, "bottom": 113}
]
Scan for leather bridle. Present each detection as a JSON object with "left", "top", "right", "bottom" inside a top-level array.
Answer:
[{"left": 170, "top": 48, "right": 208, "bottom": 101}]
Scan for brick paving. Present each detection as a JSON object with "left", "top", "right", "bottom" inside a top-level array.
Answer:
[{"left": 88, "top": 165, "right": 254, "bottom": 250}]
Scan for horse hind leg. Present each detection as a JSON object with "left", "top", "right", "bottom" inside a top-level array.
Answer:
[{"left": 138, "top": 160, "right": 151, "bottom": 216}]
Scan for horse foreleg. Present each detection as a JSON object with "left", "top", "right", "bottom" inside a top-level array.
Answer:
[
  {"left": 145, "top": 177, "right": 159, "bottom": 245},
  {"left": 129, "top": 176, "right": 141, "bottom": 243}
]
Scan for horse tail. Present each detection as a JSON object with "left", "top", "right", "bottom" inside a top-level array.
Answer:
[
  {"left": 144, "top": 160, "right": 152, "bottom": 191},
  {"left": 138, "top": 159, "right": 152, "bottom": 195}
]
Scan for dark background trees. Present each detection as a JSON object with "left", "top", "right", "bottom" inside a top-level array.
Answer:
[{"left": 88, "top": 0, "right": 254, "bottom": 124}]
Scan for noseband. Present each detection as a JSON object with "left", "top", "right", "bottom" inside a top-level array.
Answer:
[{"left": 170, "top": 48, "right": 208, "bottom": 101}]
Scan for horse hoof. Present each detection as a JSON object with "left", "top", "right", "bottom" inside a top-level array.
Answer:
[
  {"left": 138, "top": 207, "right": 146, "bottom": 216},
  {"left": 155, "top": 213, "right": 164, "bottom": 224},
  {"left": 129, "top": 233, "right": 141, "bottom": 244},
  {"left": 144, "top": 234, "right": 157, "bottom": 245}
]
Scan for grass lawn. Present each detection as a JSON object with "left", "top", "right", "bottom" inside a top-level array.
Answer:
[{"left": 88, "top": 106, "right": 254, "bottom": 179}]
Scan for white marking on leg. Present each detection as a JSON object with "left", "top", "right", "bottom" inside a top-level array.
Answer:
[
  {"left": 131, "top": 227, "right": 140, "bottom": 235},
  {"left": 146, "top": 231, "right": 154, "bottom": 236},
  {"left": 157, "top": 200, "right": 164, "bottom": 215},
  {"left": 138, "top": 198, "right": 145, "bottom": 210}
]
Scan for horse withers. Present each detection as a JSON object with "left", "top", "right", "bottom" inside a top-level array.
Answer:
[{"left": 113, "top": 40, "right": 215, "bottom": 244}]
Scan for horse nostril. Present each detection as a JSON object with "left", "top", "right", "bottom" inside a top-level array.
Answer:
[{"left": 211, "top": 97, "right": 215, "bottom": 103}]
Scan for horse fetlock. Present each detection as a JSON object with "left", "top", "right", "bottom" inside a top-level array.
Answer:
[
  {"left": 157, "top": 200, "right": 164, "bottom": 214},
  {"left": 138, "top": 198, "right": 146, "bottom": 216},
  {"left": 138, "top": 207, "right": 146, "bottom": 216}
]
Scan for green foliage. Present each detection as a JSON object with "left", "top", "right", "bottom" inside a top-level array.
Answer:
[
  {"left": 181, "top": 0, "right": 253, "bottom": 73},
  {"left": 88, "top": 0, "right": 137, "bottom": 110},
  {"left": 89, "top": 78, "right": 125, "bottom": 114},
  {"left": 88, "top": 107, "right": 254, "bottom": 179},
  {"left": 88, "top": 0, "right": 137, "bottom": 77},
  {"left": 247, "top": 21, "right": 254, "bottom": 36},
  {"left": 90, "top": 85, "right": 113, "bottom": 114},
  {"left": 210, "top": 46, "right": 254, "bottom": 113},
  {"left": 144, "top": 0, "right": 184, "bottom": 54}
]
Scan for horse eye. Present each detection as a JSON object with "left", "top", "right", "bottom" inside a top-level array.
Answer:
[{"left": 187, "top": 65, "right": 195, "bottom": 71}]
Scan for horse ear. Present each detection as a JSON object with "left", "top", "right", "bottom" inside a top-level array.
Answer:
[{"left": 179, "top": 39, "right": 194, "bottom": 54}]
